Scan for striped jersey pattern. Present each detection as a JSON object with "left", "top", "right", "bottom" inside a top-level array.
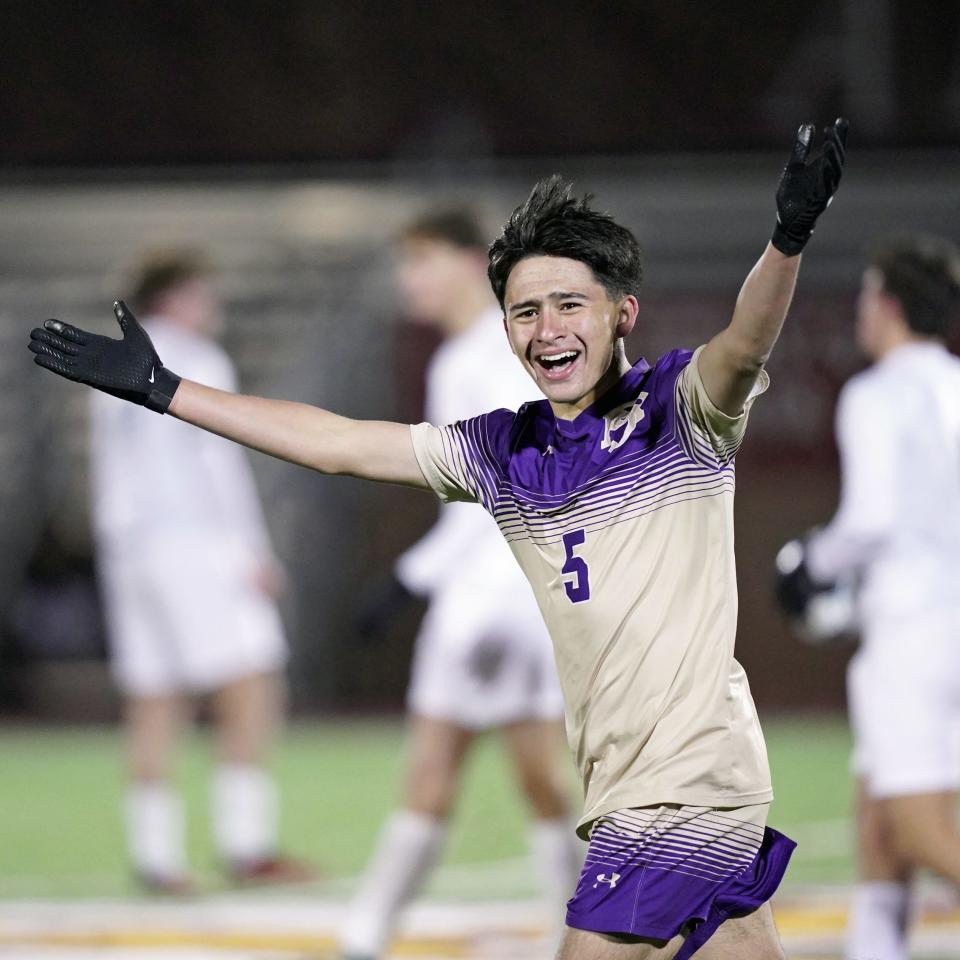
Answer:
[
  {"left": 423, "top": 349, "right": 757, "bottom": 546},
  {"left": 585, "top": 805, "right": 765, "bottom": 885}
]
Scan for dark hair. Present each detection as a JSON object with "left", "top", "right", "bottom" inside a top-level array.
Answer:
[
  {"left": 129, "top": 248, "right": 214, "bottom": 314},
  {"left": 868, "top": 235, "right": 960, "bottom": 338},
  {"left": 401, "top": 206, "right": 488, "bottom": 252},
  {"left": 487, "top": 175, "right": 643, "bottom": 308}
]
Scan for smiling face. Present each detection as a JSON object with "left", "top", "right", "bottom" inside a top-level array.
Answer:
[{"left": 503, "top": 256, "right": 638, "bottom": 419}]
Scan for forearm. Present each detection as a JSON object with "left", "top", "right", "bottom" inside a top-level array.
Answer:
[
  {"left": 699, "top": 244, "right": 799, "bottom": 413},
  {"left": 727, "top": 243, "right": 799, "bottom": 365},
  {"left": 169, "top": 379, "right": 426, "bottom": 486}
]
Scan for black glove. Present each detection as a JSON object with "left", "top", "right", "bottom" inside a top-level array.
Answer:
[
  {"left": 775, "top": 533, "right": 857, "bottom": 645},
  {"left": 355, "top": 574, "right": 416, "bottom": 644},
  {"left": 774, "top": 536, "right": 826, "bottom": 618},
  {"left": 28, "top": 300, "right": 181, "bottom": 413},
  {"left": 771, "top": 117, "right": 849, "bottom": 257}
]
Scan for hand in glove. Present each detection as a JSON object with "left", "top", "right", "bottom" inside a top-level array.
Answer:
[{"left": 28, "top": 300, "right": 181, "bottom": 413}]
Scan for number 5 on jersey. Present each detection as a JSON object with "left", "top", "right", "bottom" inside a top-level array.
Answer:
[{"left": 561, "top": 529, "right": 591, "bottom": 603}]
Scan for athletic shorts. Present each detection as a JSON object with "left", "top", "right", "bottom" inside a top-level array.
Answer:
[
  {"left": 407, "top": 575, "right": 564, "bottom": 730},
  {"left": 566, "top": 803, "right": 795, "bottom": 958},
  {"left": 849, "top": 609, "right": 960, "bottom": 797},
  {"left": 98, "top": 535, "right": 288, "bottom": 697}
]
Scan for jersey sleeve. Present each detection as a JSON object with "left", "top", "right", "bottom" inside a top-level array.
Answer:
[
  {"left": 409, "top": 409, "right": 515, "bottom": 510},
  {"left": 673, "top": 345, "right": 769, "bottom": 467}
]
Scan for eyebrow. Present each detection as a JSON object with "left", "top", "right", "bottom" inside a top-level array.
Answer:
[{"left": 507, "top": 290, "right": 589, "bottom": 314}]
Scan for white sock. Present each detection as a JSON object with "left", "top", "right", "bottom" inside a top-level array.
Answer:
[
  {"left": 211, "top": 764, "right": 277, "bottom": 866},
  {"left": 124, "top": 782, "right": 187, "bottom": 878},
  {"left": 529, "top": 818, "right": 584, "bottom": 932},
  {"left": 845, "top": 881, "right": 911, "bottom": 960},
  {"left": 339, "top": 809, "right": 447, "bottom": 958}
]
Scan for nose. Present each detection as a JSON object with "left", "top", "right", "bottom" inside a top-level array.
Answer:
[{"left": 535, "top": 304, "right": 567, "bottom": 342}]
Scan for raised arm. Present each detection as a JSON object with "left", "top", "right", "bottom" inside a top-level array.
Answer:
[
  {"left": 698, "top": 119, "right": 848, "bottom": 415},
  {"left": 28, "top": 301, "right": 428, "bottom": 488}
]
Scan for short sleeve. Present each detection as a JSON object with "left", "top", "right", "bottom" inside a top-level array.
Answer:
[
  {"left": 409, "top": 409, "right": 516, "bottom": 510},
  {"left": 675, "top": 345, "right": 769, "bottom": 466}
]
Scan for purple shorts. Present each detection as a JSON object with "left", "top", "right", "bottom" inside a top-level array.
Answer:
[{"left": 566, "top": 804, "right": 795, "bottom": 959}]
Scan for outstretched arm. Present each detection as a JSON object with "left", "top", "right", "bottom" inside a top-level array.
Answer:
[
  {"left": 170, "top": 379, "right": 426, "bottom": 485},
  {"left": 28, "top": 301, "right": 428, "bottom": 489},
  {"left": 698, "top": 118, "right": 848, "bottom": 415}
]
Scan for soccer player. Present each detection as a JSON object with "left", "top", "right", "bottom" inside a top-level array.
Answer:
[
  {"left": 28, "top": 117, "right": 846, "bottom": 957},
  {"left": 340, "top": 208, "right": 581, "bottom": 959},
  {"left": 87, "top": 250, "right": 312, "bottom": 892},
  {"left": 781, "top": 236, "right": 960, "bottom": 960}
]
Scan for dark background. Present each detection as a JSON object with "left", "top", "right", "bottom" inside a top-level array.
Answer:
[{"left": 1, "top": 0, "right": 959, "bottom": 167}]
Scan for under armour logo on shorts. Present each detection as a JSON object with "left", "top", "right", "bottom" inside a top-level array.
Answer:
[{"left": 593, "top": 872, "right": 621, "bottom": 889}]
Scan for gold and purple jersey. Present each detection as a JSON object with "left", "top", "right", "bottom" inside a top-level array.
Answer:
[{"left": 411, "top": 347, "right": 772, "bottom": 836}]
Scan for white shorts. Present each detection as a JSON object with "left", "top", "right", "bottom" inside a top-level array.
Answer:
[
  {"left": 407, "top": 576, "right": 564, "bottom": 730},
  {"left": 98, "top": 535, "right": 288, "bottom": 697},
  {"left": 849, "top": 609, "right": 960, "bottom": 797}
]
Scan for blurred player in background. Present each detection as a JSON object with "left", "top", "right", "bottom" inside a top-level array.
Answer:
[
  {"left": 779, "top": 236, "right": 960, "bottom": 960},
  {"left": 89, "top": 250, "right": 312, "bottom": 892},
  {"left": 340, "top": 210, "right": 581, "bottom": 959},
  {"left": 28, "top": 116, "right": 846, "bottom": 956}
]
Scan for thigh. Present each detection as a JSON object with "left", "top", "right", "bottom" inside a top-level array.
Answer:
[
  {"left": 694, "top": 902, "right": 784, "bottom": 960},
  {"left": 404, "top": 715, "right": 476, "bottom": 816},
  {"left": 502, "top": 718, "right": 571, "bottom": 819},
  {"left": 854, "top": 777, "right": 913, "bottom": 882},
  {"left": 557, "top": 926, "right": 683, "bottom": 960}
]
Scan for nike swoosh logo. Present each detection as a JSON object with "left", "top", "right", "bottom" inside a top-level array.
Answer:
[{"left": 148, "top": 368, "right": 155, "bottom": 383}]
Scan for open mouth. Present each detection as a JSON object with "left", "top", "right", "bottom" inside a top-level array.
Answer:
[{"left": 535, "top": 350, "right": 581, "bottom": 381}]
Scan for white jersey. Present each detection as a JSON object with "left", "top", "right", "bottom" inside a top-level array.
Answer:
[
  {"left": 808, "top": 341, "right": 960, "bottom": 625},
  {"left": 396, "top": 309, "right": 541, "bottom": 596},
  {"left": 90, "top": 318, "right": 273, "bottom": 558},
  {"left": 90, "top": 318, "right": 286, "bottom": 695}
]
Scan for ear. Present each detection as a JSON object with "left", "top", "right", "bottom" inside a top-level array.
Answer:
[{"left": 615, "top": 295, "right": 639, "bottom": 339}]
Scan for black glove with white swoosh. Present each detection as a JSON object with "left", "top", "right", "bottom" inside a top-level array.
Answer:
[{"left": 28, "top": 300, "right": 181, "bottom": 413}]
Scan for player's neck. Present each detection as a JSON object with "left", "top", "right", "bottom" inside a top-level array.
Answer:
[{"left": 875, "top": 328, "right": 941, "bottom": 362}]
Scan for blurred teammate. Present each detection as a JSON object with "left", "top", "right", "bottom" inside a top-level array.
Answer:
[
  {"left": 88, "top": 250, "right": 312, "bottom": 891},
  {"left": 785, "top": 236, "right": 960, "bottom": 960},
  {"left": 28, "top": 117, "right": 847, "bottom": 956},
  {"left": 340, "top": 210, "right": 581, "bottom": 959}
]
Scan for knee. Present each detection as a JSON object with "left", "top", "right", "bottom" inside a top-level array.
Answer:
[
  {"left": 886, "top": 813, "right": 933, "bottom": 867},
  {"left": 407, "top": 760, "right": 459, "bottom": 819}
]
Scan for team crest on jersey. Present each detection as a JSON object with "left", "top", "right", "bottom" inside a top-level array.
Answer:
[{"left": 600, "top": 393, "right": 649, "bottom": 453}]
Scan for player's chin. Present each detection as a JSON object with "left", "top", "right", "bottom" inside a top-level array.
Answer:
[{"left": 537, "top": 374, "right": 586, "bottom": 404}]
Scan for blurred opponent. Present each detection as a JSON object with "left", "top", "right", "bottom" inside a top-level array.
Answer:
[
  {"left": 340, "top": 209, "right": 581, "bottom": 959},
  {"left": 89, "top": 250, "right": 312, "bottom": 891},
  {"left": 799, "top": 237, "right": 960, "bottom": 960},
  {"left": 28, "top": 117, "right": 847, "bottom": 957}
]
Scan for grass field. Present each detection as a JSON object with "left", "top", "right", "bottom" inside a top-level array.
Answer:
[{"left": 0, "top": 713, "right": 854, "bottom": 899}]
